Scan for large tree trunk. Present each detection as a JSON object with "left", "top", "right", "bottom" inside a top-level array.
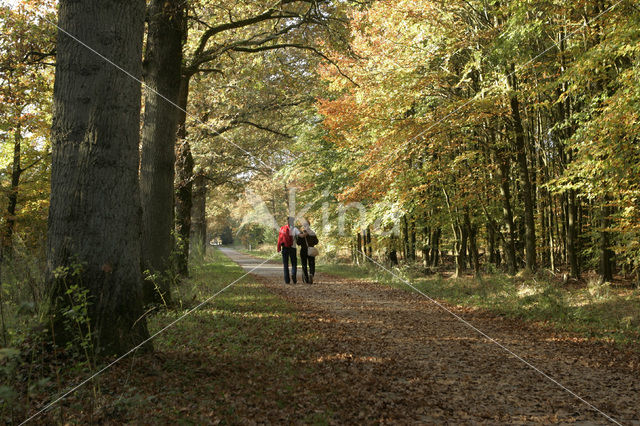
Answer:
[
  {"left": 139, "top": 0, "right": 186, "bottom": 303},
  {"left": 47, "top": 0, "right": 150, "bottom": 355},
  {"left": 507, "top": 66, "right": 537, "bottom": 272},
  {"left": 174, "top": 76, "right": 193, "bottom": 276}
]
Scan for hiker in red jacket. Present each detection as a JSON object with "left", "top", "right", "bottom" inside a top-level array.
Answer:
[{"left": 277, "top": 216, "right": 300, "bottom": 284}]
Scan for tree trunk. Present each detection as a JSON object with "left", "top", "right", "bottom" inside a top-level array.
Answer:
[
  {"left": 599, "top": 200, "right": 614, "bottom": 282},
  {"left": 3, "top": 125, "right": 22, "bottom": 255},
  {"left": 496, "top": 155, "right": 517, "bottom": 275},
  {"left": 465, "top": 211, "right": 480, "bottom": 276},
  {"left": 487, "top": 221, "right": 497, "bottom": 265},
  {"left": 174, "top": 76, "right": 193, "bottom": 276},
  {"left": 402, "top": 215, "right": 409, "bottom": 261},
  {"left": 139, "top": 0, "right": 186, "bottom": 303},
  {"left": 366, "top": 226, "right": 372, "bottom": 259},
  {"left": 423, "top": 224, "right": 431, "bottom": 268},
  {"left": 507, "top": 66, "right": 537, "bottom": 272},
  {"left": 190, "top": 173, "right": 208, "bottom": 259},
  {"left": 409, "top": 218, "right": 416, "bottom": 261},
  {"left": 430, "top": 228, "right": 440, "bottom": 267},
  {"left": 452, "top": 223, "right": 462, "bottom": 278},
  {"left": 47, "top": 0, "right": 150, "bottom": 355},
  {"left": 356, "top": 231, "right": 362, "bottom": 265},
  {"left": 567, "top": 189, "right": 580, "bottom": 279},
  {"left": 459, "top": 222, "right": 469, "bottom": 270}
]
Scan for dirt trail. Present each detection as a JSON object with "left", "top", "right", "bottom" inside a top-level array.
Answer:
[{"left": 221, "top": 248, "right": 639, "bottom": 424}]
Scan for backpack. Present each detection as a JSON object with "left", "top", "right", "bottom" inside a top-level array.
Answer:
[{"left": 279, "top": 225, "right": 294, "bottom": 248}]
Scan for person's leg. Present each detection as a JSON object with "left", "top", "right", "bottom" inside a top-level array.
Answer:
[
  {"left": 290, "top": 248, "right": 298, "bottom": 283},
  {"left": 300, "top": 248, "right": 309, "bottom": 283},
  {"left": 282, "top": 248, "right": 291, "bottom": 283},
  {"left": 309, "top": 255, "right": 316, "bottom": 283}
]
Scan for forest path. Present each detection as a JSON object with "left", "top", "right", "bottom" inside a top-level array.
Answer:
[{"left": 220, "top": 247, "right": 639, "bottom": 424}]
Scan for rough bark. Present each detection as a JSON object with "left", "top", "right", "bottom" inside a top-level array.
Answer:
[
  {"left": 139, "top": 0, "right": 186, "bottom": 303},
  {"left": 47, "top": 0, "right": 150, "bottom": 355}
]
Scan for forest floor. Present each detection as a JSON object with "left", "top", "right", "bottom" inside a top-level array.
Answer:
[{"left": 18, "top": 247, "right": 640, "bottom": 424}]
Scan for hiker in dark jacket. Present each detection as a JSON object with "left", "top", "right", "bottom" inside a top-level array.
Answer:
[
  {"left": 277, "top": 216, "right": 300, "bottom": 284},
  {"left": 297, "top": 218, "right": 318, "bottom": 284}
]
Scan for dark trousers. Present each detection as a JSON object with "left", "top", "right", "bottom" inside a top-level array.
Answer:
[
  {"left": 300, "top": 247, "right": 316, "bottom": 282},
  {"left": 281, "top": 247, "right": 297, "bottom": 283}
]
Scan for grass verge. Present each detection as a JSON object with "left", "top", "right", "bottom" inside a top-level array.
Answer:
[{"left": 14, "top": 248, "right": 332, "bottom": 424}]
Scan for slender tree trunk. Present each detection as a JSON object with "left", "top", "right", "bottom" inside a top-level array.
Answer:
[
  {"left": 3, "top": 125, "right": 22, "bottom": 255},
  {"left": 139, "top": 0, "right": 186, "bottom": 303},
  {"left": 599, "top": 199, "right": 614, "bottom": 282},
  {"left": 548, "top": 197, "right": 556, "bottom": 271},
  {"left": 442, "top": 187, "right": 461, "bottom": 277},
  {"left": 507, "top": 66, "right": 537, "bottom": 272},
  {"left": 567, "top": 189, "right": 580, "bottom": 278},
  {"left": 387, "top": 235, "right": 398, "bottom": 265},
  {"left": 356, "top": 231, "right": 362, "bottom": 265},
  {"left": 423, "top": 224, "right": 431, "bottom": 268},
  {"left": 47, "top": 0, "right": 150, "bottom": 355},
  {"left": 366, "top": 226, "right": 372, "bottom": 259},
  {"left": 190, "top": 173, "right": 208, "bottom": 258},
  {"left": 174, "top": 76, "right": 193, "bottom": 276},
  {"left": 496, "top": 154, "right": 517, "bottom": 275},
  {"left": 409, "top": 218, "right": 416, "bottom": 261},
  {"left": 465, "top": 211, "right": 480, "bottom": 276},
  {"left": 560, "top": 193, "right": 568, "bottom": 265},
  {"left": 487, "top": 222, "right": 497, "bottom": 265},
  {"left": 361, "top": 229, "right": 368, "bottom": 261},
  {"left": 452, "top": 223, "right": 462, "bottom": 278},
  {"left": 430, "top": 228, "right": 440, "bottom": 267},
  {"left": 459, "top": 222, "right": 469, "bottom": 270},
  {"left": 402, "top": 215, "right": 409, "bottom": 261}
]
